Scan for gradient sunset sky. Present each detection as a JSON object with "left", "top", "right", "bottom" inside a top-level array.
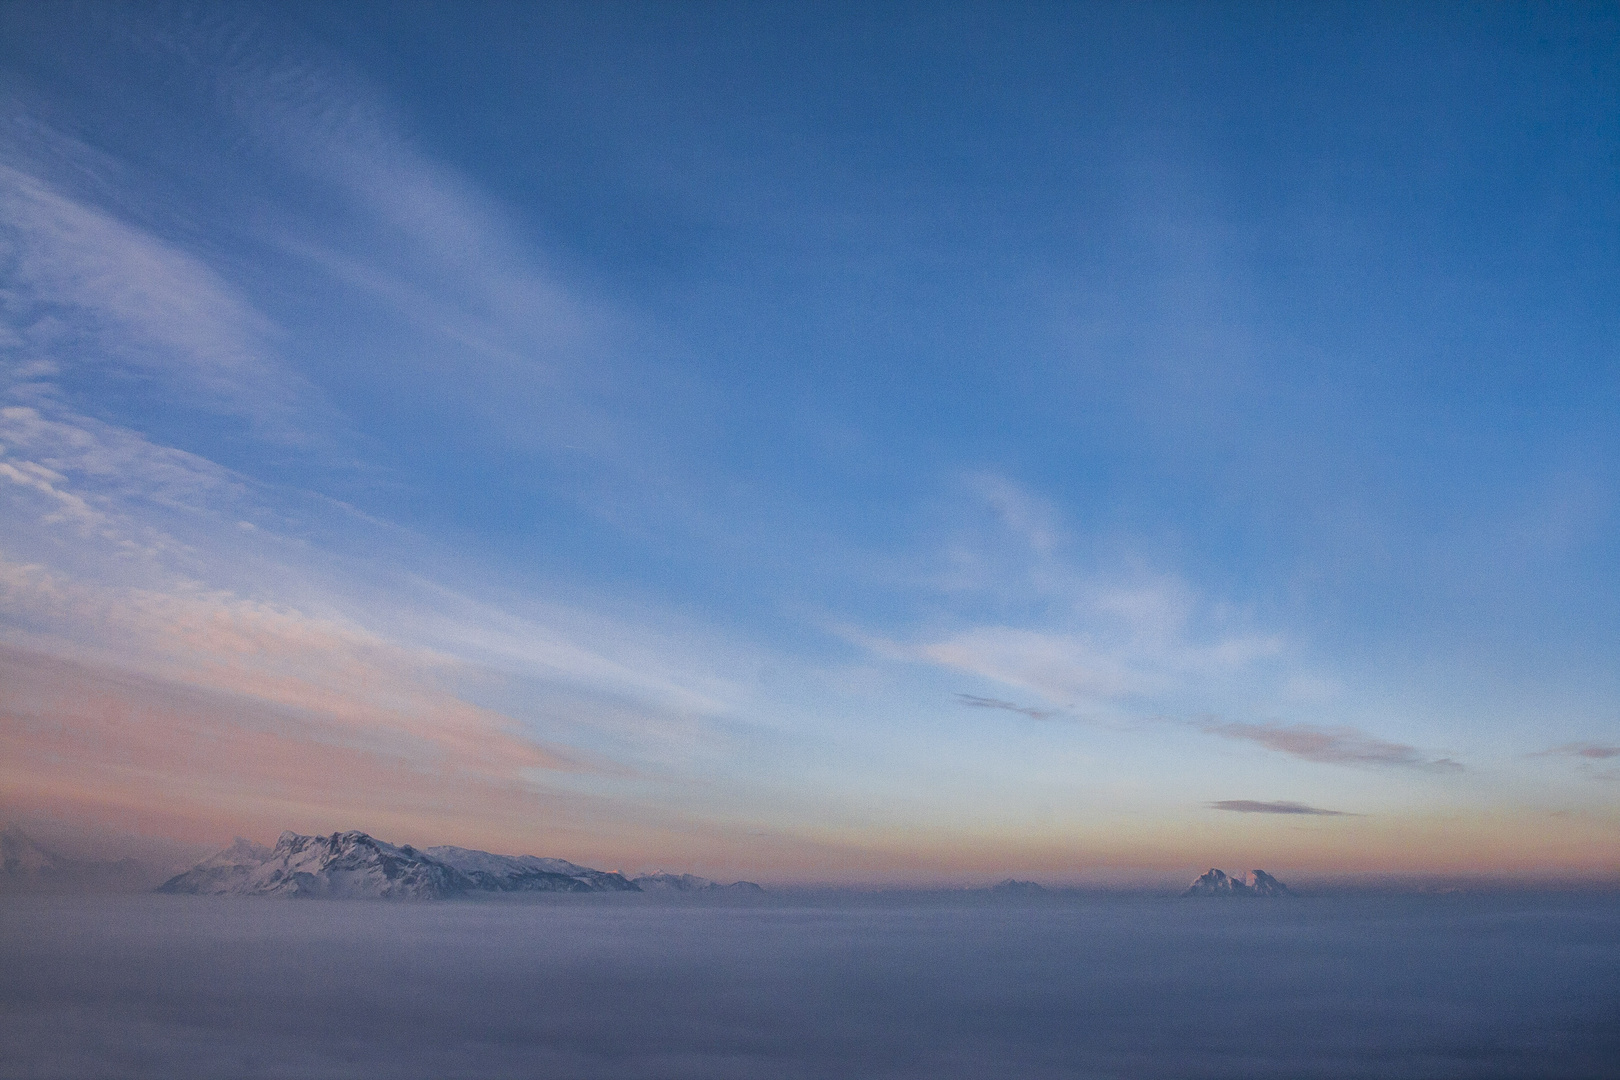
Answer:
[{"left": 1, "top": 2, "right": 1616, "bottom": 884}]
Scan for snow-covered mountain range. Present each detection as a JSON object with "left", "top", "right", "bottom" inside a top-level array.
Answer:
[
  {"left": 157, "top": 830, "right": 763, "bottom": 899},
  {"left": 1182, "top": 868, "right": 1290, "bottom": 897}
]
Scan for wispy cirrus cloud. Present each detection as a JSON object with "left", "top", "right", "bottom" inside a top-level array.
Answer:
[
  {"left": 0, "top": 642, "right": 607, "bottom": 854},
  {"left": 0, "top": 38, "right": 740, "bottom": 731},
  {"left": 0, "top": 389, "right": 790, "bottom": 854},
  {"left": 0, "top": 163, "right": 324, "bottom": 441},
  {"left": 1534, "top": 743, "right": 1620, "bottom": 760},
  {"left": 0, "top": 36, "right": 777, "bottom": 854},
  {"left": 0, "top": 360, "right": 776, "bottom": 770},
  {"left": 864, "top": 480, "right": 1469, "bottom": 779},
  {"left": 956, "top": 693, "right": 1062, "bottom": 720},
  {"left": 182, "top": 22, "right": 643, "bottom": 468},
  {"left": 909, "top": 627, "right": 1151, "bottom": 701},
  {"left": 946, "top": 666, "right": 1462, "bottom": 776},
  {"left": 1209, "top": 800, "right": 1355, "bottom": 816},
  {"left": 1200, "top": 719, "right": 1463, "bottom": 773},
  {"left": 1529, "top": 743, "right": 1620, "bottom": 784},
  {"left": 909, "top": 624, "right": 1284, "bottom": 703},
  {"left": 0, "top": 413, "right": 754, "bottom": 737},
  {"left": 0, "top": 402, "right": 255, "bottom": 565},
  {"left": 0, "top": 555, "right": 575, "bottom": 776},
  {"left": 867, "top": 474, "right": 1286, "bottom": 715}
]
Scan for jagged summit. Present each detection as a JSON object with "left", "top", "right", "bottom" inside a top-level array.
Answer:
[
  {"left": 158, "top": 830, "right": 764, "bottom": 899},
  {"left": 1183, "top": 868, "right": 1289, "bottom": 897}
]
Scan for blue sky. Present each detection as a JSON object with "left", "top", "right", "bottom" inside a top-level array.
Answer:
[{"left": 1, "top": 2, "right": 1616, "bottom": 881}]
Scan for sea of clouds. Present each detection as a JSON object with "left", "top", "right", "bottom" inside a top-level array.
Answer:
[{"left": 2, "top": 891, "right": 1616, "bottom": 1079}]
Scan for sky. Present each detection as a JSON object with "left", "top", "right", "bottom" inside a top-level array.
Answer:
[{"left": 0, "top": 1, "right": 1616, "bottom": 884}]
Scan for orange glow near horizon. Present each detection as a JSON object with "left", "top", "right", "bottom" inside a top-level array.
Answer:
[{"left": 5, "top": 641, "right": 1616, "bottom": 887}]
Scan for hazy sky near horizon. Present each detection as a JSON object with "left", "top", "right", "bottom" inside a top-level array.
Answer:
[{"left": 1, "top": 2, "right": 1616, "bottom": 882}]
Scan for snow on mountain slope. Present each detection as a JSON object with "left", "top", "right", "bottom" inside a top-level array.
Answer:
[
  {"left": 1182, "top": 868, "right": 1290, "bottom": 897},
  {"left": 154, "top": 837, "right": 273, "bottom": 895},
  {"left": 424, "top": 846, "right": 637, "bottom": 892}
]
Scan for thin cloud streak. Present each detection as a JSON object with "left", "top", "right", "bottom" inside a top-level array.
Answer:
[
  {"left": 0, "top": 397, "right": 754, "bottom": 727},
  {"left": 956, "top": 694, "right": 1061, "bottom": 721},
  {"left": 1534, "top": 743, "right": 1620, "bottom": 760},
  {"left": 1210, "top": 800, "right": 1355, "bottom": 816},
  {"left": 0, "top": 644, "right": 565, "bottom": 842},
  {"left": 1201, "top": 719, "right": 1464, "bottom": 773},
  {"left": 0, "top": 558, "right": 579, "bottom": 778}
]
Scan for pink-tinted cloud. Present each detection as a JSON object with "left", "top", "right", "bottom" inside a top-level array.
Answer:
[
  {"left": 0, "top": 644, "right": 573, "bottom": 847},
  {"left": 1535, "top": 743, "right": 1620, "bottom": 760},
  {"left": 1209, "top": 800, "right": 1354, "bottom": 816},
  {"left": 0, "top": 559, "right": 575, "bottom": 776},
  {"left": 1200, "top": 719, "right": 1463, "bottom": 772}
]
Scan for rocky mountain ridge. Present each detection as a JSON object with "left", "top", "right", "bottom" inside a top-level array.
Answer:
[{"left": 158, "top": 830, "right": 763, "bottom": 899}]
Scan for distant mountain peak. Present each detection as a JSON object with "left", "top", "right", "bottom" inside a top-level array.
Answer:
[
  {"left": 1183, "top": 868, "right": 1289, "bottom": 897},
  {"left": 1, "top": 823, "right": 59, "bottom": 876},
  {"left": 1, "top": 824, "right": 152, "bottom": 893},
  {"left": 630, "top": 871, "right": 765, "bottom": 893}
]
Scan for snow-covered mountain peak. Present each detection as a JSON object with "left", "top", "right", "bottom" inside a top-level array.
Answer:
[{"left": 1182, "top": 868, "right": 1290, "bottom": 897}]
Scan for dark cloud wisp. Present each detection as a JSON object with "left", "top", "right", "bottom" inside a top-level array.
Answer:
[
  {"left": 1209, "top": 800, "right": 1355, "bottom": 816},
  {"left": 1201, "top": 720, "right": 1463, "bottom": 773},
  {"left": 1534, "top": 743, "right": 1620, "bottom": 760},
  {"left": 957, "top": 694, "right": 1060, "bottom": 720}
]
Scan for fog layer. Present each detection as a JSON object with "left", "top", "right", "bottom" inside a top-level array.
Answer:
[{"left": 2, "top": 893, "right": 1616, "bottom": 1078}]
